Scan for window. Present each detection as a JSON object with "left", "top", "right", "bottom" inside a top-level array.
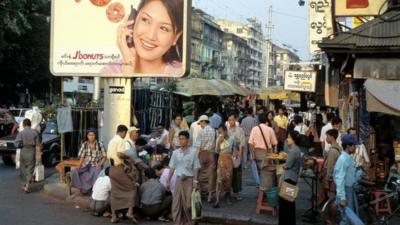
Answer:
[{"left": 237, "top": 28, "right": 243, "bottom": 34}]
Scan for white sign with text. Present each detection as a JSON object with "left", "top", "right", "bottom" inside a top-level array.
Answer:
[{"left": 284, "top": 71, "right": 317, "bottom": 93}]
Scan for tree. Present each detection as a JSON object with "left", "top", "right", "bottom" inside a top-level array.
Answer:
[{"left": 0, "top": 0, "right": 58, "bottom": 105}]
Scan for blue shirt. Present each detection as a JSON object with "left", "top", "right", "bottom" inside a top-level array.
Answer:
[{"left": 333, "top": 151, "right": 357, "bottom": 201}]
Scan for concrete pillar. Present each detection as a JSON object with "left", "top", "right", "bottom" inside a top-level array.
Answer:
[
  {"left": 102, "top": 78, "right": 131, "bottom": 145},
  {"left": 92, "top": 77, "right": 101, "bottom": 102}
]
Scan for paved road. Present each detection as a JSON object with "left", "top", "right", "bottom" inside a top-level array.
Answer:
[{"left": 0, "top": 160, "right": 213, "bottom": 225}]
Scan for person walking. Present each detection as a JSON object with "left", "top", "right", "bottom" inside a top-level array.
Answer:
[
  {"left": 167, "top": 131, "right": 201, "bottom": 225},
  {"left": 227, "top": 114, "right": 245, "bottom": 201},
  {"left": 194, "top": 115, "right": 216, "bottom": 199},
  {"left": 240, "top": 108, "right": 258, "bottom": 166},
  {"left": 15, "top": 119, "right": 41, "bottom": 193},
  {"left": 274, "top": 107, "right": 288, "bottom": 152},
  {"left": 214, "top": 125, "right": 235, "bottom": 208},
  {"left": 333, "top": 134, "right": 358, "bottom": 225},
  {"left": 278, "top": 130, "right": 302, "bottom": 225},
  {"left": 249, "top": 113, "right": 278, "bottom": 191}
]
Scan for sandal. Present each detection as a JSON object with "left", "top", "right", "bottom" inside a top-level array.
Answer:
[
  {"left": 110, "top": 217, "right": 119, "bottom": 223},
  {"left": 23, "top": 187, "right": 31, "bottom": 193},
  {"left": 158, "top": 216, "right": 170, "bottom": 222}
]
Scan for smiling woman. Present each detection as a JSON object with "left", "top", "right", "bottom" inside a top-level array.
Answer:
[{"left": 117, "top": 0, "right": 184, "bottom": 75}]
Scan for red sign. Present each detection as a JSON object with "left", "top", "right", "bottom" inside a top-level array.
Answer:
[{"left": 347, "top": 0, "right": 369, "bottom": 8}]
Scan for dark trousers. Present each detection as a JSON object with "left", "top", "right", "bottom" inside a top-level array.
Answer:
[
  {"left": 232, "top": 165, "right": 242, "bottom": 193},
  {"left": 278, "top": 179, "right": 297, "bottom": 225},
  {"left": 141, "top": 195, "right": 173, "bottom": 219}
]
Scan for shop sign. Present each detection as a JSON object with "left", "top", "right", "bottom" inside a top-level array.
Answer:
[
  {"left": 308, "top": 0, "right": 333, "bottom": 55},
  {"left": 109, "top": 86, "right": 125, "bottom": 94},
  {"left": 335, "top": 0, "right": 388, "bottom": 16},
  {"left": 50, "top": 0, "right": 191, "bottom": 78},
  {"left": 284, "top": 70, "right": 317, "bottom": 93}
]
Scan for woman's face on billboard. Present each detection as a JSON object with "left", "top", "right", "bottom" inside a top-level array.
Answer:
[{"left": 133, "top": 0, "right": 181, "bottom": 62}]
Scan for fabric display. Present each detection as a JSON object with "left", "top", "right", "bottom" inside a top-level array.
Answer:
[
  {"left": 63, "top": 108, "right": 102, "bottom": 158},
  {"left": 133, "top": 89, "right": 177, "bottom": 134},
  {"left": 57, "top": 107, "right": 73, "bottom": 134}
]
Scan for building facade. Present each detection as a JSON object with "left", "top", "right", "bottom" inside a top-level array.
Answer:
[
  {"left": 221, "top": 33, "right": 251, "bottom": 86},
  {"left": 190, "top": 9, "right": 225, "bottom": 79},
  {"left": 217, "top": 18, "right": 264, "bottom": 90},
  {"left": 274, "top": 46, "right": 301, "bottom": 86}
]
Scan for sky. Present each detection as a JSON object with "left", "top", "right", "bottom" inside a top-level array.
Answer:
[{"left": 193, "top": 0, "right": 310, "bottom": 60}]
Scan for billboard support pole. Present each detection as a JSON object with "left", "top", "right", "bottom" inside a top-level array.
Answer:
[{"left": 102, "top": 78, "right": 132, "bottom": 145}]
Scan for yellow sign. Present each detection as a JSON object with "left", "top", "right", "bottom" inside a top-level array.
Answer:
[
  {"left": 335, "top": 0, "right": 388, "bottom": 16},
  {"left": 50, "top": 0, "right": 191, "bottom": 78}
]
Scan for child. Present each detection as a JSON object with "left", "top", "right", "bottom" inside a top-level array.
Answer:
[{"left": 90, "top": 167, "right": 111, "bottom": 217}]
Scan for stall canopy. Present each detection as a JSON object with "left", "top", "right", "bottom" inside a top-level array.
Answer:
[
  {"left": 259, "top": 86, "right": 300, "bottom": 101},
  {"left": 365, "top": 79, "right": 400, "bottom": 116}
]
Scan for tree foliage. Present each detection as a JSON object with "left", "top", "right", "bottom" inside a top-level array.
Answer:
[{"left": 0, "top": 0, "right": 57, "bottom": 105}]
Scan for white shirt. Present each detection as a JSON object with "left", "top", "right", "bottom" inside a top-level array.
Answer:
[
  {"left": 190, "top": 120, "right": 202, "bottom": 145},
  {"left": 160, "top": 168, "right": 177, "bottom": 194},
  {"left": 156, "top": 129, "right": 169, "bottom": 147},
  {"left": 294, "top": 124, "right": 309, "bottom": 135},
  {"left": 91, "top": 176, "right": 111, "bottom": 201},
  {"left": 124, "top": 139, "right": 143, "bottom": 164},
  {"left": 320, "top": 122, "right": 333, "bottom": 153},
  {"left": 107, "top": 135, "right": 126, "bottom": 166}
]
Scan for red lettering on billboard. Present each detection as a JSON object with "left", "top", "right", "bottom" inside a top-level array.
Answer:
[{"left": 347, "top": 0, "right": 369, "bottom": 8}]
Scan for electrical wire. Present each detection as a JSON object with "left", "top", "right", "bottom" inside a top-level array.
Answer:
[{"left": 272, "top": 10, "right": 307, "bottom": 21}]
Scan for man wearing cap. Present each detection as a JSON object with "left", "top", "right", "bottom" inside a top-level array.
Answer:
[
  {"left": 333, "top": 134, "right": 358, "bottom": 225},
  {"left": 194, "top": 115, "right": 216, "bottom": 198},
  {"left": 125, "top": 126, "right": 149, "bottom": 184}
]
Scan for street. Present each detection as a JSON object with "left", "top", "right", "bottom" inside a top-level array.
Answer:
[{"left": 0, "top": 160, "right": 213, "bottom": 225}]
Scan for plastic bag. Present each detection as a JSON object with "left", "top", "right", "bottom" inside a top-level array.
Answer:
[
  {"left": 34, "top": 164, "right": 45, "bottom": 182},
  {"left": 15, "top": 148, "right": 21, "bottom": 169},
  {"left": 191, "top": 189, "right": 202, "bottom": 220},
  {"left": 251, "top": 160, "right": 260, "bottom": 186}
]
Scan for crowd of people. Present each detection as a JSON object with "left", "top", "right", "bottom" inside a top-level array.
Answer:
[{"left": 15, "top": 104, "right": 371, "bottom": 225}]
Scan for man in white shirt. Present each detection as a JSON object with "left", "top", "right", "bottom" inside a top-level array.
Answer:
[
  {"left": 125, "top": 127, "right": 149, "bottom": 171},
  {"left": 155, "top": 124, "right": 169, "bottom": 148},
  {"left": 321, "top": 115, "right": 342, "bottom": 156},
  {"left": 107, "top": 125, "right": 128, "bottom": 166},
  {"left": 190, "top": 118, "right": 202, "bottom": 145},
  {"left": 91, "top": 167, "right": 111, "bottom": 217}
]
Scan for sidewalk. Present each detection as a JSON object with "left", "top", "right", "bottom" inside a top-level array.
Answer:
[{"left": 42, "top": 167, "right": 319, "bottom": 225}]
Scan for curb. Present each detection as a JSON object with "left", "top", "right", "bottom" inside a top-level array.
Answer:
[{"left": 42, "top": 176, "right": 275, "bottom": 225}]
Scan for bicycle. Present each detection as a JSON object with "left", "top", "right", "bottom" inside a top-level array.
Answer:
[{"left": 321, "top": 173, "right": 400, "bottom": 225}]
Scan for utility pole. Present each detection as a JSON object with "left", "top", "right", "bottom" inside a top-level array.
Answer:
[{"left": 265, "top": 5, "right": 273, "bottom": 88}]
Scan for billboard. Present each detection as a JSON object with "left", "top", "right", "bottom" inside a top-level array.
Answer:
[
  {"left": 335, "top": 0, "right": 388, "bottom": 16},
  {"left": 308, "top": 0, "right": 333, "bottom": 55},
  {"left": 50, "top": 0, "right": 191, "bottom": 78},
  {"left": 284, "top": 70, "right": 317, "bottom": 93}
]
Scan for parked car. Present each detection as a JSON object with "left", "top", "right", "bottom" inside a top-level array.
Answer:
[
  {"left": 9, "top": 108, "right": 29, "bottom": 125},
  {"left": 0, "top": 121, "right": 60, "bottom": 167},
  {"left": 0, "top": 109, "right": 18, "bottom": 138}
]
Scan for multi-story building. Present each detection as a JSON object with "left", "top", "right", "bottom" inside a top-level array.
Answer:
[
  {"left": 190, "top": 9, "right": 225, "bottom": 79},
  {"left": 217, "top": 18, "right": 264, "bottom": 90},
  {"left": 274, "top": 46, "right": 301, "bottom": 86},
  {"left": 263, "top": 40, "right": 280, "bottom": 87},
  {"left": 221, "top": 33, "right": 251, "bottom": 86}
]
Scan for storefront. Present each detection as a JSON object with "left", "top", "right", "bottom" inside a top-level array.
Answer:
[{"left": 319, "top": 8, "right": 400, "bottom": 183}]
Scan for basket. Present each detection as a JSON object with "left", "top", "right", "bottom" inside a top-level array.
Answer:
[{"left": 265, "top": 186, "right": 280, "bottom": 207}]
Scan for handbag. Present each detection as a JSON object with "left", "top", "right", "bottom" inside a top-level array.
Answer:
[
  {"left": 258, "top": 126, "right": 275, "bottom": 171},
  {"left": 279, "top": 180, "right": 299, "bottom": 202},
  {"left": 34, "top": 164, "right": 45, "bottom": 182}
]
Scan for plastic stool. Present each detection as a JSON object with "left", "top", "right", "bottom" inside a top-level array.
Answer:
[
  {"left": 256, "top": 190, "right": 277, "bottom": 216},
  {"left": 373, "top": 191, "right": 392, "bottom": 215}
]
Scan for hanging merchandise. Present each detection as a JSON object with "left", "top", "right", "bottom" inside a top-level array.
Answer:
[
  {"left": 57, "top": 107, "right": 73, "bottom": 134},
  {"left": 20, "top": 106, "right": 43, "bottom": 132}
]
